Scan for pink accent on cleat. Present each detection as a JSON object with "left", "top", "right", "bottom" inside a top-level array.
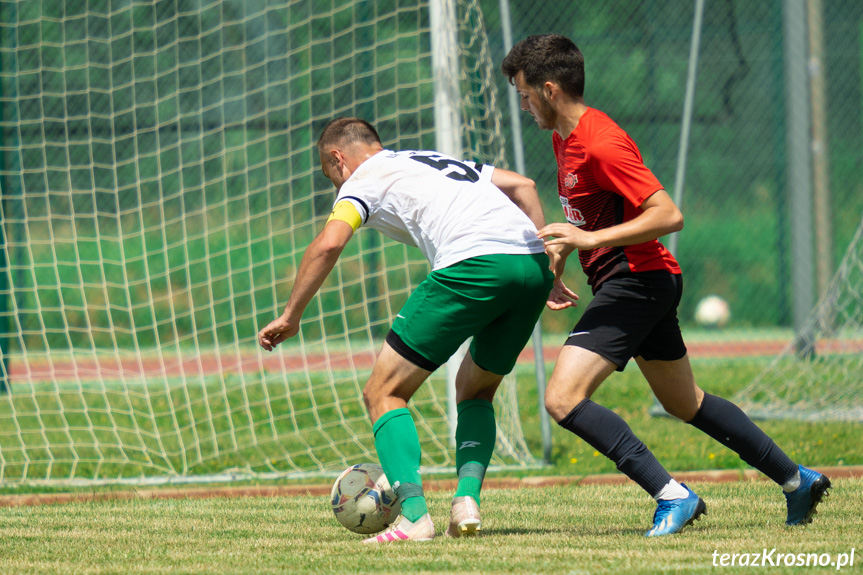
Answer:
[
  {"left": 445, "top": 496, "right": 482, "bottom": 538},
  {"left": 361, "top": 513, "right": 435, "bottom": 544}
]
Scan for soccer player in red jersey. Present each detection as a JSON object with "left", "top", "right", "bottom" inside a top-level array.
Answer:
[{"left": 502, "top": 34, "right": 830, "bottom": 536}]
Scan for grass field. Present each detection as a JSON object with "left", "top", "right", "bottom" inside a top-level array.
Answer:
[
  {"left": 517, "top": 354, "right": 862, "bottom": 476},
  {"left": 0, "top": 353, "right": 860, "bottom": 573},
  {"left": 1, "top": 352, "right": 860, "bottom": 488},
  {"left": 0, "top": 479, "right": 859, "bottom": 574}
]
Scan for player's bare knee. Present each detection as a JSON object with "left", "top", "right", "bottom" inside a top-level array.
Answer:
[
  {"left": 544, "top": 395, "right": 564, "bottom": 422},
  {"left": 457, "top": 386, "right": 497, "bottom": 404},
  {"left": 660, "top": 400, "right": 699, "bottom": 422},
  {"left": 544, "top": 382, "right": 583, "bottom": 422},
  {"left": 658, "top": 385, "right": 704, "bottom": 421},
  {"left": 362, "top": 384, "right": 380, "bottom": 414}
]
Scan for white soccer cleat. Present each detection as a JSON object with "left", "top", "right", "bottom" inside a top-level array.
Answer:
[
  {"left": 445, "top": 496, "right": 482, "bottom": 537},
  {"left": 361, "top": 513, "right": 435, "bottom": 544}
]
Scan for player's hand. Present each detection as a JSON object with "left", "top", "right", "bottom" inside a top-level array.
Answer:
[
  {"left": 258, "top": 314, "right": 300, "bottom": 351},
  {"left": 537, "top": 223, "right": 599, "bottom": 251},
  {"left": 546, "top": 278, "right": 579, "bottom": 311},
  {"left": 545, "top": 243, "right": 573, "bottom": 280}
]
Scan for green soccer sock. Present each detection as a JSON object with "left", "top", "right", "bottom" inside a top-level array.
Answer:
[
  {"left": 454, "top": 398, "right": 496, "bottom": 507},
  {"left": 373, "top": 407, "right": 428, "bottom": 522}
]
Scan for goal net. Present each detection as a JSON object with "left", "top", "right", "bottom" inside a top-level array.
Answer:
[
  {"left": 733, "top": 213, "right": 863, "bottom": 421},
  {"left": 0, "top": 0, "right": 537, "bottom": 486}
]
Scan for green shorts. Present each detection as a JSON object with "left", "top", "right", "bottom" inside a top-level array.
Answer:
[{"left": 388, "top": 252, "right": 553, "bottom": 375}]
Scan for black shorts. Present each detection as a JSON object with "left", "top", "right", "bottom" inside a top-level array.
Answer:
[{"left": 565, "top": 270, "right": 687, "bottom": 371}]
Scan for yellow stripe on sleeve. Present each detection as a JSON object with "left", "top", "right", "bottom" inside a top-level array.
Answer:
[{"left": 327, "top": 200, "right": 363, "bottom": 232}]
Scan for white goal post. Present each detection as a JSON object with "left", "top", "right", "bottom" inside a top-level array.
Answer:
[{"left": 0, "top": 0, "right": 540, "bottom": 486}]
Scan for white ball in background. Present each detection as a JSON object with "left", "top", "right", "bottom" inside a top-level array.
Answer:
[{"left": 694, "top": 295, "right": 731, "bottom": 328}]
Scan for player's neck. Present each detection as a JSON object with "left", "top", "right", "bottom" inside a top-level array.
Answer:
[
  {"left": 345, "top": 145, "right": 384, "bottom": 172},
  {"left": 553, "top": 100, "right": 589, "bottom": 140}
]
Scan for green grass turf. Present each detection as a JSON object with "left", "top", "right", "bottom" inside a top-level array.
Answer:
[
  {"left": 0, "top": 353, "right": 859, "bottom": 491},
  {"left": 511, "top": 355, "right": 862, "bottom": 477},
  {"left": 0, "top": 354, "right": 860, "bottom": 573},
  {"left": 0, "top": 478, "right": 858, "bottom": 574}
]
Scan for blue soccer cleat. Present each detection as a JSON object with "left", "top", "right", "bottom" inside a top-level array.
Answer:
[
  {"left": 645, "top": 484, "right": 707, "bottom": 537},
  {"left": 785, "top": 465, "right": 831, "bottom": 526}
]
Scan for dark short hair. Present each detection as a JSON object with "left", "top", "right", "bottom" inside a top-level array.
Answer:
[
  {"left": 317, "top": 117, "right": 382, "bottom": 152},
  {"left": 501, "top": 34, "right": 585, "bottom": 99}
]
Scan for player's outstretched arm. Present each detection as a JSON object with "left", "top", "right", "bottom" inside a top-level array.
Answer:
[
  {"left": 258, "top": 220, "right": 354, "bottom": 351},
  {"left": 490, "top": 168, "right": 546, "bottom": 229}
]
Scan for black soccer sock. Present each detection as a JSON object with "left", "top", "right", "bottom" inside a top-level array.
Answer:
[
  {"left": 559, "top": 399, "right": 673, "bottom": 498},
  {"left": 686, "top": 393, "right": 798, "bottom": 485}
]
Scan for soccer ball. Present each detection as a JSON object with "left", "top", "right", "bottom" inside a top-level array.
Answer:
[
  {"left": 694, "top": 295, "right": 731, "bottom": 328},
  {"left": 330, "top": 463, "right": 401, "bottom": 534}
]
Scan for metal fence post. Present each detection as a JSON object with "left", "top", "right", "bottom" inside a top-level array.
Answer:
[
  {"left": 783, "top": 0, "right": 816, "bottom": 355},
  {"left": 500, "top": 0, "right": 552, "bottom": 464}
]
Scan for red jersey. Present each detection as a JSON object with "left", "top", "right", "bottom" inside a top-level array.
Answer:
[{"left": 553, "top": 107, "right": 681, "bottom": 289}]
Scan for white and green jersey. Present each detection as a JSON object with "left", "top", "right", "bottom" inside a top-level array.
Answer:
[{"left": 334, "top": 150, "right": 546, "bottom": 270}]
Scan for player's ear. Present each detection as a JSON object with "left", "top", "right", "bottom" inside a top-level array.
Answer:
[
  {"left": 328, "top": 149, "right": 343, "bottom": 168},
  {"left": 543, "top": 81, "right": 557, "bottom": 100}
]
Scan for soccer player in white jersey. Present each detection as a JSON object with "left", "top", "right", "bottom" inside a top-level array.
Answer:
[{"left": 258, "top": 118, "right": 554, "bottom": 543}]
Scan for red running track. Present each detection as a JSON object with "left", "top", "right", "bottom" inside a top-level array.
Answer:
[{"left": 5, "top": 338, "right": 862, "bottom": 383}]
